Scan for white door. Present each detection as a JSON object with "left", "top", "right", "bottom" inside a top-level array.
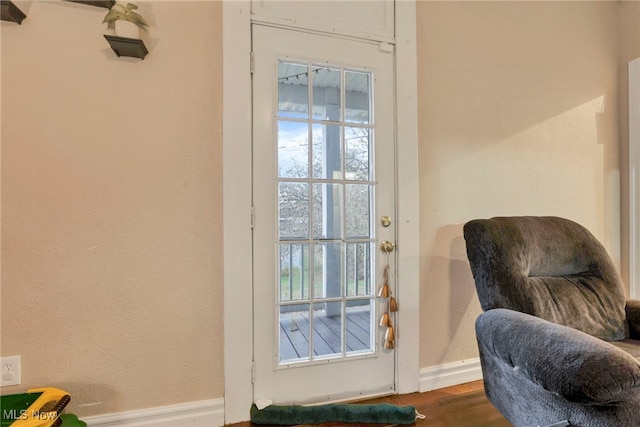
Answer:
[{"left": 252, "top": 24, "right": 397, "bottom": 405}]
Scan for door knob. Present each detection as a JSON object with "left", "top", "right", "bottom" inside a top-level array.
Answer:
[{"left": 380, "top": 241, "right": 395, "bottom": 253}]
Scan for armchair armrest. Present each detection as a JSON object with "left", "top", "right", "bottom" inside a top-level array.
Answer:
[
  {"left": 476, "top": 309, "right": 640, "bottom": 405},
  {"left": 626, "top": 299, "right": 640, "bottom": 339}
]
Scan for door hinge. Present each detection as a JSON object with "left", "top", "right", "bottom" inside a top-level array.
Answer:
[
  {"left": 251, "top": 360, "right": 256, "bottom": 384},
  {"left": 250, "top": 51, "right": 255, "bottom": 74},
  {"left": 251, "top": 206, "right": 255, "bottom": 229}
]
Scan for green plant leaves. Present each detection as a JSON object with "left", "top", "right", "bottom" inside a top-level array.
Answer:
[{"left": 103, "top": 2, "right": 148, "bottom": 31}]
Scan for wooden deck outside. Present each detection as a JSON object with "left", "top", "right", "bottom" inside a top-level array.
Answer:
[{"left": 279, "top": 305, "right": 373, "bottom": 361}]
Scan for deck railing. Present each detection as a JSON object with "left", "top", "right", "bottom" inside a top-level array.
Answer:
[{"left": 279, "top": 241, "right": 372, "bottom": 305}]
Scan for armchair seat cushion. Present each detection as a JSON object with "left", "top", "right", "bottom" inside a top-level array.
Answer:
[{"left": 476, "top": 309, "right": 640, "bottom": 406}]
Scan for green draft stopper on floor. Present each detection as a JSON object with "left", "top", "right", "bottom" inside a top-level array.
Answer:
[{"left": 250, "top": 402, "right": 422, "bottom": 425}]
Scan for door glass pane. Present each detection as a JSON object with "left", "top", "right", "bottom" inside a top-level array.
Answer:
[
  {"left": 345, "top": 127, "right": 371, "bottom": 181},
  {"left": 345, "top": 184, "right": 371, "bottom": 238},
  {"left": 345, "top": 71, "right": 370, "bottom": 124},
  {"left": 312, "top": 123, "right": 343, "bottom": 180},
  {"left": 313, "top": 242, "right": 343, "bottom": 299},
  {"left": 312, "top": 67, "right": 341, "bottom": 121},
  {"left": 279, "top": 182, "right": 309, "bottom": 239},
  {"left": 346, "top": 242, "right": 372, "bottom": 297},
  {"left": 279, "top": 121, "right": 309, "bottom": 178},
  {"left": 276, "top": 61, "right": 375, "bottom": 365},
  {"left": 279, "top": 304, "right": 310, "bottom": 362},
  {"left": 346, "top": 299, "right": 373, "bottom": 354},
  {"left": 312, "top": 183, "right": 343, "bottom": 240},
  {"left": 279, "top": 243, "right": 310, "bottom": 302},
  {"left": 279, "top": 62, "right": 309, "bottom": 118},
  {"left": 313, "top": 302, "right": 342, "bottom": 358}
]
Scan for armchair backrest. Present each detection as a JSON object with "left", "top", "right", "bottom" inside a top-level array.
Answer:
[{"left": 464, "top": 216, "right": 627, "bottom": 341}]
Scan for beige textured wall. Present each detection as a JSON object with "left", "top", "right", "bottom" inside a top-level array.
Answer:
[
  {"left": 619, "top": 0, "right": 640, "bottom": 289},
  {"left": 417, "top": 1, "right": 622, "bottom": 367},
  {"left": 1, "top": 0, "right": 223, "bottom": 417}
]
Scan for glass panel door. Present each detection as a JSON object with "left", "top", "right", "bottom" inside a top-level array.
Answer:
[
  {"left": 252, "top": 24, "right": 396, "bottom": 405},
  {"left": 277, "top": 62, "right": 375, "bottom": 364}
]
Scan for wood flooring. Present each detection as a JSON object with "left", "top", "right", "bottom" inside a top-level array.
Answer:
[{"left": 227, "top": 380, "right": 511, "bottom": 427}]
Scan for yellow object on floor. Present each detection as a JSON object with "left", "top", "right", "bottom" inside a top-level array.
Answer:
[{"left": 1, "top": 387, "right": 72, "bottom": 427}]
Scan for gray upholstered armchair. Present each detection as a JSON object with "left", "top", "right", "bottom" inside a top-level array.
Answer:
[{"left": 463, "top": 216, "right": 640, "bottom": 427}]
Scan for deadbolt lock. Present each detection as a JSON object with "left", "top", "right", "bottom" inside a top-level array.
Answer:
[{"left": 381, "top": 216, "right": 391, "bottom": 227}]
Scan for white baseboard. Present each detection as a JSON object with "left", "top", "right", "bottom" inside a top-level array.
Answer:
[
  {"left": 82, "top": 398, "right": 224, "bottom": 427},
  {"left": 419, "top": 358, "right": 483, "bottom": 392}
]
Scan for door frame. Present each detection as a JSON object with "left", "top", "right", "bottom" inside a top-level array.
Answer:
[
  {"left": 630, "top": 58, "right": 640, "bottom": 299},
  {"left": 222, "top": 1, "right": 419, "bottom": 423}
]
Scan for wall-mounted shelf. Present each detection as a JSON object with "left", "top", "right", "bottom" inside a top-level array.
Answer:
[
  {"left": 104, "top": 35, "right": 148, "bottom": 59},
  {"left": 65, "top": 1, "right": 115, "bottom": 9},
  {"left": 1, "top": 0, "right": 26, "bottom": 24}
]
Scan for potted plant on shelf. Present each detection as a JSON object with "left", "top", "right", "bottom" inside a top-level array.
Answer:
[{"left": 103, "top": 2, "right": 148, "bottom": 39}]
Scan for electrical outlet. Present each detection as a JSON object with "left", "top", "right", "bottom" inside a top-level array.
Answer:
[{"left": 1, "top": 356, "right": 21, "bottom": 386}]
